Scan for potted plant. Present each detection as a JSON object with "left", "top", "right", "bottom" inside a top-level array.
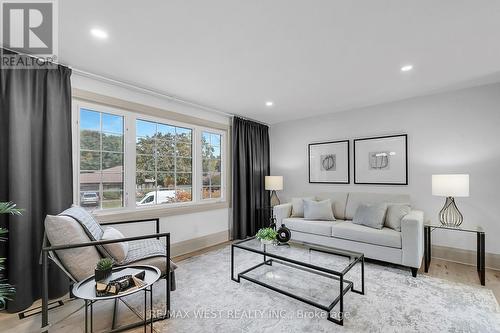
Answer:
[
  {"left": 0, "top": 202, "right": 23, "bottom": 310},
  {"left": 256, "top": 227, "right": 277, "bottom": 245},
  {"left": 95, "top": 258, "right": 114, "bottom": 282}
]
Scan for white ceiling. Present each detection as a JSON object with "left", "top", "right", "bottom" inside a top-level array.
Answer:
[{"left": 59, "top": 1, "right": 500, "bottom": 124}]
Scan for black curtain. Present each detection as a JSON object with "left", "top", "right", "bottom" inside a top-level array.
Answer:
[
  {"left": 232, "top": 117, "right": 270, "bottom": 239},
  {"left": 0, "top": 50, "right": 73, "bottom": 312}
]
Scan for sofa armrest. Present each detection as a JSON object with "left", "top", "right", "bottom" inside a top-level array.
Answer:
[
  {"left": 273, "top": 203, "right": 292, "bottom": 225},
  {"left": 401, "top": 210, "right": 424, "bottom": 268}
]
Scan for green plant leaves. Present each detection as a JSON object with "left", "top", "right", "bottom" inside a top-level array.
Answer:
[{"left": 256, "top": 227, "right": 278, "bottom": 241}]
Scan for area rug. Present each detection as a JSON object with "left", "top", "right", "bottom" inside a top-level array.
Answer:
[{"left": 123, "top": 245, "right": 500, "bottom": 332}]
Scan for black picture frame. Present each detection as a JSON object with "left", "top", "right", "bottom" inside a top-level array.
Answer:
[
  {"left": 308, "top": 140, "right": 350, "bottom": 184},
  {"left": 353, "top": 134, "right": 408, "bottom": 185}
]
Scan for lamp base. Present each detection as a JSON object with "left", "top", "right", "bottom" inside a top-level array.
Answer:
[
  {"left": 439, "top": 196, "right": 464, "bottom": 227},
  {"left": 270, "top": 190, "right": 280, "bottom": 207}
]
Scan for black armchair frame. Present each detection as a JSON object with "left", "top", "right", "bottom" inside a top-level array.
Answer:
[{"left": 41, "top": 218, "right": 171, "bottom": 332}]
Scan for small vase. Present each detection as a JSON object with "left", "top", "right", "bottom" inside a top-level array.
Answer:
[{"left": 95, "top": 267, "right": 112, "bottom": 282}]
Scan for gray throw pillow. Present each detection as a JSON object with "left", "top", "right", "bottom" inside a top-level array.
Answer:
[
  {"left": 352, "top": 203, "right": 388, "bottom": 229},
  {"left": 303, "top": 199, "right": 335, "bottom": 221},
  {"left": 385, "top": 204, "right": 411, "bottom": 231},
  {"left": 291, "top": 197, "right": 314, "bottom": 217},
  {"left": 60, "top": 205, "right": 112, "bottom": 259}
]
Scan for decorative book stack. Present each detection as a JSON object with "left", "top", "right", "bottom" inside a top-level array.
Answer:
[{"left": 96, "top": 270, "right": 146, "bottom": 297}]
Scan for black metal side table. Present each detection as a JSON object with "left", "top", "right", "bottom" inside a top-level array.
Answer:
[
  {"left": 72, "top": 265, "right": 161, "bottom": 333},
  {"left": 424, "top": 224, "right": 485, "bottom": 285}
]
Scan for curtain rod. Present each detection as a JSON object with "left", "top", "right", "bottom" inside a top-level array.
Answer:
[{"left": 1, "top": 47, "right": 269, "bottom": 126}]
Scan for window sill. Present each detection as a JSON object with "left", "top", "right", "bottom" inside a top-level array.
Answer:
[{"left": 94, "top": 201, "right": 229, "bottom": 224}]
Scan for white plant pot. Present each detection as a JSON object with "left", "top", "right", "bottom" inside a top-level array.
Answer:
[{"left": 260, "top": 239, "right": 274, "bottom": 245}]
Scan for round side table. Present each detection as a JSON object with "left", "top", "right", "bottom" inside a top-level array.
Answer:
[{"left": 72, "top": 265, "right": 161, "bottom": 333}]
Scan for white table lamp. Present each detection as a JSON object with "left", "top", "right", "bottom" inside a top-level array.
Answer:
[
  {"left": 432, "top": 174, "right": 469, "bottom": 226},
  {"left": 265, "top": 176, "right": 283, "bottom": 207}
]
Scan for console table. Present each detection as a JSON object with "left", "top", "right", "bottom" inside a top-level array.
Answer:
[{"left": 424, "top": 224, "right": 485, "bottom": 285}]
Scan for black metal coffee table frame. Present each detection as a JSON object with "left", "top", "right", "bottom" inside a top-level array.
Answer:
[{"left": 231, "top": 237, "right": 365, "bottom": 326}]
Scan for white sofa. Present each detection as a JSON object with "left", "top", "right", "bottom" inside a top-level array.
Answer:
[{"left": 273, "top": 192, "right": 424, "bottom": 276}]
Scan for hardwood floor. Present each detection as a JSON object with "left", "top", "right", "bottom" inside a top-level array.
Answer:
[{"left": 1, "top": 244, "right": 498, "bottom": 333}]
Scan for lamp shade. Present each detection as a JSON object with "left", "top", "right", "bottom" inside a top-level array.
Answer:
[
  {"left": 265, "top": 176, "right": 283, "bottom": 191},
  {"left": 432, "top": 174, "right": 469, "bottom": 197}
]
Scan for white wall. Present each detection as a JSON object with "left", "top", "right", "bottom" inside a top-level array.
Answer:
[
  {"left": 71, "top": 73, "right": 230, "bottom": 247},
  {"left": 270, "top": 83, "right": 500, "bottom": 254}
]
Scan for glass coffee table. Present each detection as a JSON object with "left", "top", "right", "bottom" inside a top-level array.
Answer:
[{"left": 231, "top": 237, "right": 365, "bottom": 325}]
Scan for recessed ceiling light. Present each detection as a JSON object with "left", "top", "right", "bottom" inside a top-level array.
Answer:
[
  {"left": 90, "top": 28, "right": 108, "bottom": 39},
  {"left": 265, "top": 101, "right": 274, "bottom": 107},
  {"left": 401, "top": 64, "right": 413, "bottom": 72}
]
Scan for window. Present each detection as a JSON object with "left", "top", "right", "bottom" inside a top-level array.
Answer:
[
  {"left": 75, "top": 103, "right": 225, "bottom": 212},
  {"left": 136, "top": 119, "right": 193, "bottom": 206},
  {"left": 79, "top": 109, "right": 124, "bottom": 210},
  {"left": 201, "top": 131, "right": 222, "bottom": 199}
]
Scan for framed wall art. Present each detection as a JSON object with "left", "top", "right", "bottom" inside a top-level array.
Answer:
[
  {"left": 354, "top": 134, "right": 408, "bottom": 185},
  {"left": 308, "top": 140, "right": 350, "bottom": 184}
]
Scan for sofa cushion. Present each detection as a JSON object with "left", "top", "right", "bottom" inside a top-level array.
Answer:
[
  {"left": 352, "top": 203, "right": 387, "bottom": 229},
  {"left": 385, "top": 204, "right": 411, "bottom": 231},
  {"left": 331, "top": 221, "right": 402, "bottom": 248},
  {"left": 45, "top": 215, "right": 102, "bottom": 281},
  {"left": 291, "top": 197, "right": 314, "bottom": 217},
  {"left": 345, "top": 192, "right": 410, "bottom": 220},
  {"left": 315, "top": 192, "right": 348, "bottom": 220},
  {"left": 283, "top": 217, "right": 338, "bottom": 236},
  {"left": 303, "top": 199, "right": 335, "bottom": 221}
]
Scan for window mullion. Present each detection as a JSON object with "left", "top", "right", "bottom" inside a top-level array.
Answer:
[{"left": 125, "top": 114, "right": 136, "bottom": 209}]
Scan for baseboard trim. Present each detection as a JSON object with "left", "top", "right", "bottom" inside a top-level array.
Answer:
[
  {"left": 171, "top": 230, "right": 229, "bottom": 257},
  {"left": 431, "top": 245, "right": 500, "bottom": 271}
]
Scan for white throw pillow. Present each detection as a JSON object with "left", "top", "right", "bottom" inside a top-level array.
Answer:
[
  {"left": 303, "top": 199, "right": 335, "bottom": 221},
  {"left": 291, "top": 197, "right": 314, "bottom": 217},
  {"left": 101, "top": 227, "right": 129, "bottom": 263},
  {"left": 352, "top": 203, "right": 388, "bottom": 229},
  {"left": 385, "top": 204, "right": 411, "bottom": 231}
]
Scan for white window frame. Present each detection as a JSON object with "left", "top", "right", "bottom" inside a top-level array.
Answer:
[
  {"left": 198, "top": 127, "right": 226, "bottom": 203},
  {"left": 72, "top": 100, "right": 227, "bottom": 215},
  {"left": 134, "top": 115, "right": 196, "bottom": 208}
]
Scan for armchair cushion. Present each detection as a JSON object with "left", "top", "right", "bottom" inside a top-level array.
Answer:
[
  {"left": 119, "top": 238, "right": 178, "bottom": 273},
  {"left": 102, "top": 227, "right": 129, "bottom": 263},
  {"left": 45, "top": 214, "right": 101, "bottom": 281},
  {"left": 60, "top": 206, "right": 112, "bottom": 258}
]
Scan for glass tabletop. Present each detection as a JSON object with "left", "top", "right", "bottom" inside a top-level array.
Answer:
[
  {"left": 425, "top": 223, "right": 483, "bottom": 233},
  {"left": 233, "top": 237, "right": 363, "bottom": 274}
]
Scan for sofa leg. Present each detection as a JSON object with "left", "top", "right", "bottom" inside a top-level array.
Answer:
[{"left": 411, "top": 267, "right": 418, "bottom": 277}]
